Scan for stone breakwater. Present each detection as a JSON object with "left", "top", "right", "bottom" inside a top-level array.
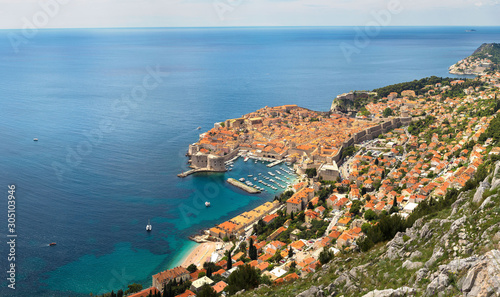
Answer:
[
  {"left": 177, "top": 168, "right": 225, "bottom": 178},
  {"left": 227, "top": 178, "right": 261, "bottom": 194},
  {"left": 311, "top": 116, "right": 413, "bottom": 166}
]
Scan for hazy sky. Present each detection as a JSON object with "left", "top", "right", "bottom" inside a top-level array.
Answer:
[{"left": 0, "top": 0, "right": 499, "bottom": 29}]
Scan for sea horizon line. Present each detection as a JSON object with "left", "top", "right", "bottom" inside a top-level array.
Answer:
[{"left": 0, "top": 25, "right": 499, "bottom": 31}]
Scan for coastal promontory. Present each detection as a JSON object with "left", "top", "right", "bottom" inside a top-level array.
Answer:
[{"left": 449, "top": 43, "right": 500, "bottom": 75}]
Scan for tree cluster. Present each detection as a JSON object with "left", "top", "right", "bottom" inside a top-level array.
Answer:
[
  {"left": 305, "top": 168, "right": 317, "bottom": 178},
  {"left": 275, "top": 190, "right": 294, "bottom": 203},
  {"left": 479, "top": 112, "right": 500, "bottom": 145},
  {"left": 407, "top": 115, "right": 436, "bottom": 136},
  {"left": 159, "top": 278, "right": 192, "bottom": 297},
  {"left": 226, "top": 264, "right": 261, "bottom": 295},
  {"left": 342, "top": 146, "right": 356, "bottom": 159},
  {"left": 373, "top": 76, "right": 471, "bottom": 98},
  {"left": 358, "top": 183, "right": 465, "bottom": 252},
  {"left": 318, "top": 249, "right": 334, "bottom": 265},
  {"left": 472, "top": 43, "right": 500, "bottom": 71},
  {"left": 442, "top": 80, "right": 484, "bottom": 98},
  {"left": 383, "top": 107, "right": 394, "bottom": 117}
]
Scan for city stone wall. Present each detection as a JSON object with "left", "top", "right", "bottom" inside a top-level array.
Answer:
[{"left": 334, "top": 117, "right": 413, "bottom": 166}]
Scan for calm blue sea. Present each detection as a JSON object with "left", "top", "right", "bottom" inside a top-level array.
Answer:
[{"left": 0, "top": 26, "right": 499, "bottom": 296}]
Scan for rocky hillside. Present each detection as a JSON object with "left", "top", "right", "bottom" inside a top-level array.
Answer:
[
  {"left": 240, "top": 162, "right": 500, "bottom": 297},
  {"left": 473, "top": 43, "right": 500, "bottom": 58}
]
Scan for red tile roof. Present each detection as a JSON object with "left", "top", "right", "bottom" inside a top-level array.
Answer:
[
  {"left": 212, "top": 281, "right": 228, "bottom": 293},
  {"left": 129, "top": 287, "right": 159, "bottom": 297},
  {"left": 175, "top": 289, "right": 196, "bottom": 297},
  {"left": 153, "top": 266, "right": 189, "bottom": 284}
]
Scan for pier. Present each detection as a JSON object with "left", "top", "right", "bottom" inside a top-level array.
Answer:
[
  {"left": 225, "top": 155, "right": 239, "bottom": 164},
  {"left": 267, "top": 159, "right": 284, "bottom": 168},
  {"left": 227, "top": 178, "right": 261, "bottom": 194},
  {"left": 178, "top": 169, "right": 198, "bottom": 177},
  {"left": 178, "top": 168, "right": 224, "bottom": 178}
]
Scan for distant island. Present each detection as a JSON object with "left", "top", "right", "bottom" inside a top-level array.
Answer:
[{"left": 449, "top": 43, "right": 500, "bottom": 75}]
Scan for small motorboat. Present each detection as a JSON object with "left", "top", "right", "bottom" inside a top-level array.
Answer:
[
  {"left": 49, "top": 242, "right": 56, "bottom": 246},
  {"left": 146, "top": 219, "right": 152, "bottom": 231},
  {"left": 205, "top": 201, "right": 211, "bottom": 207},
  {"left": 197, "top": 127, "right": 201, "bottom": 130},
  {"left": 33, "top": 138, "right": 38, "bottom": 141}
]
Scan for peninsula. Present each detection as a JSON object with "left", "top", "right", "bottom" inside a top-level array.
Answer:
[
  {"left": 449, "top": 43, "right": 500, "bottom": 75},
  {"left": 181, "top": 104, "right": 412, "bottom": 182}
]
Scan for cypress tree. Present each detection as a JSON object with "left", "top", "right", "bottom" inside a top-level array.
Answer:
[
  {"left": 248, "top": 239, "right": 253, "bottom": 259},
  {"left": 248, "top": 238, "right": 257, "bottom": 260},
  {"left": 227, "top": 251, "right": 232, "bottom": 270},
  {"left": 389, "top": 195, "right": 398, "bottom": 214},
  {"left": 164, "top": 283, "right": 173, "bottom": 297}
]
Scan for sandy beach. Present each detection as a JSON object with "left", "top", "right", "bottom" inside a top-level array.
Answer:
[{"left": 180, "top": 242, "right": 219, "bottom": 269}]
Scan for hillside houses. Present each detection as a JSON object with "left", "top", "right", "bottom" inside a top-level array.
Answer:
[{"left": 149, "top": 73, "right": 500, "bottom": 297}]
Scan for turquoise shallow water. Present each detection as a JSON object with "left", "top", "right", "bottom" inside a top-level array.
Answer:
[
  {"left": 0, "top": 26, "right": 499, "bottom": 296},
  {"left": 44, "top": 242, "right": 167, "bottom": 294}
]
